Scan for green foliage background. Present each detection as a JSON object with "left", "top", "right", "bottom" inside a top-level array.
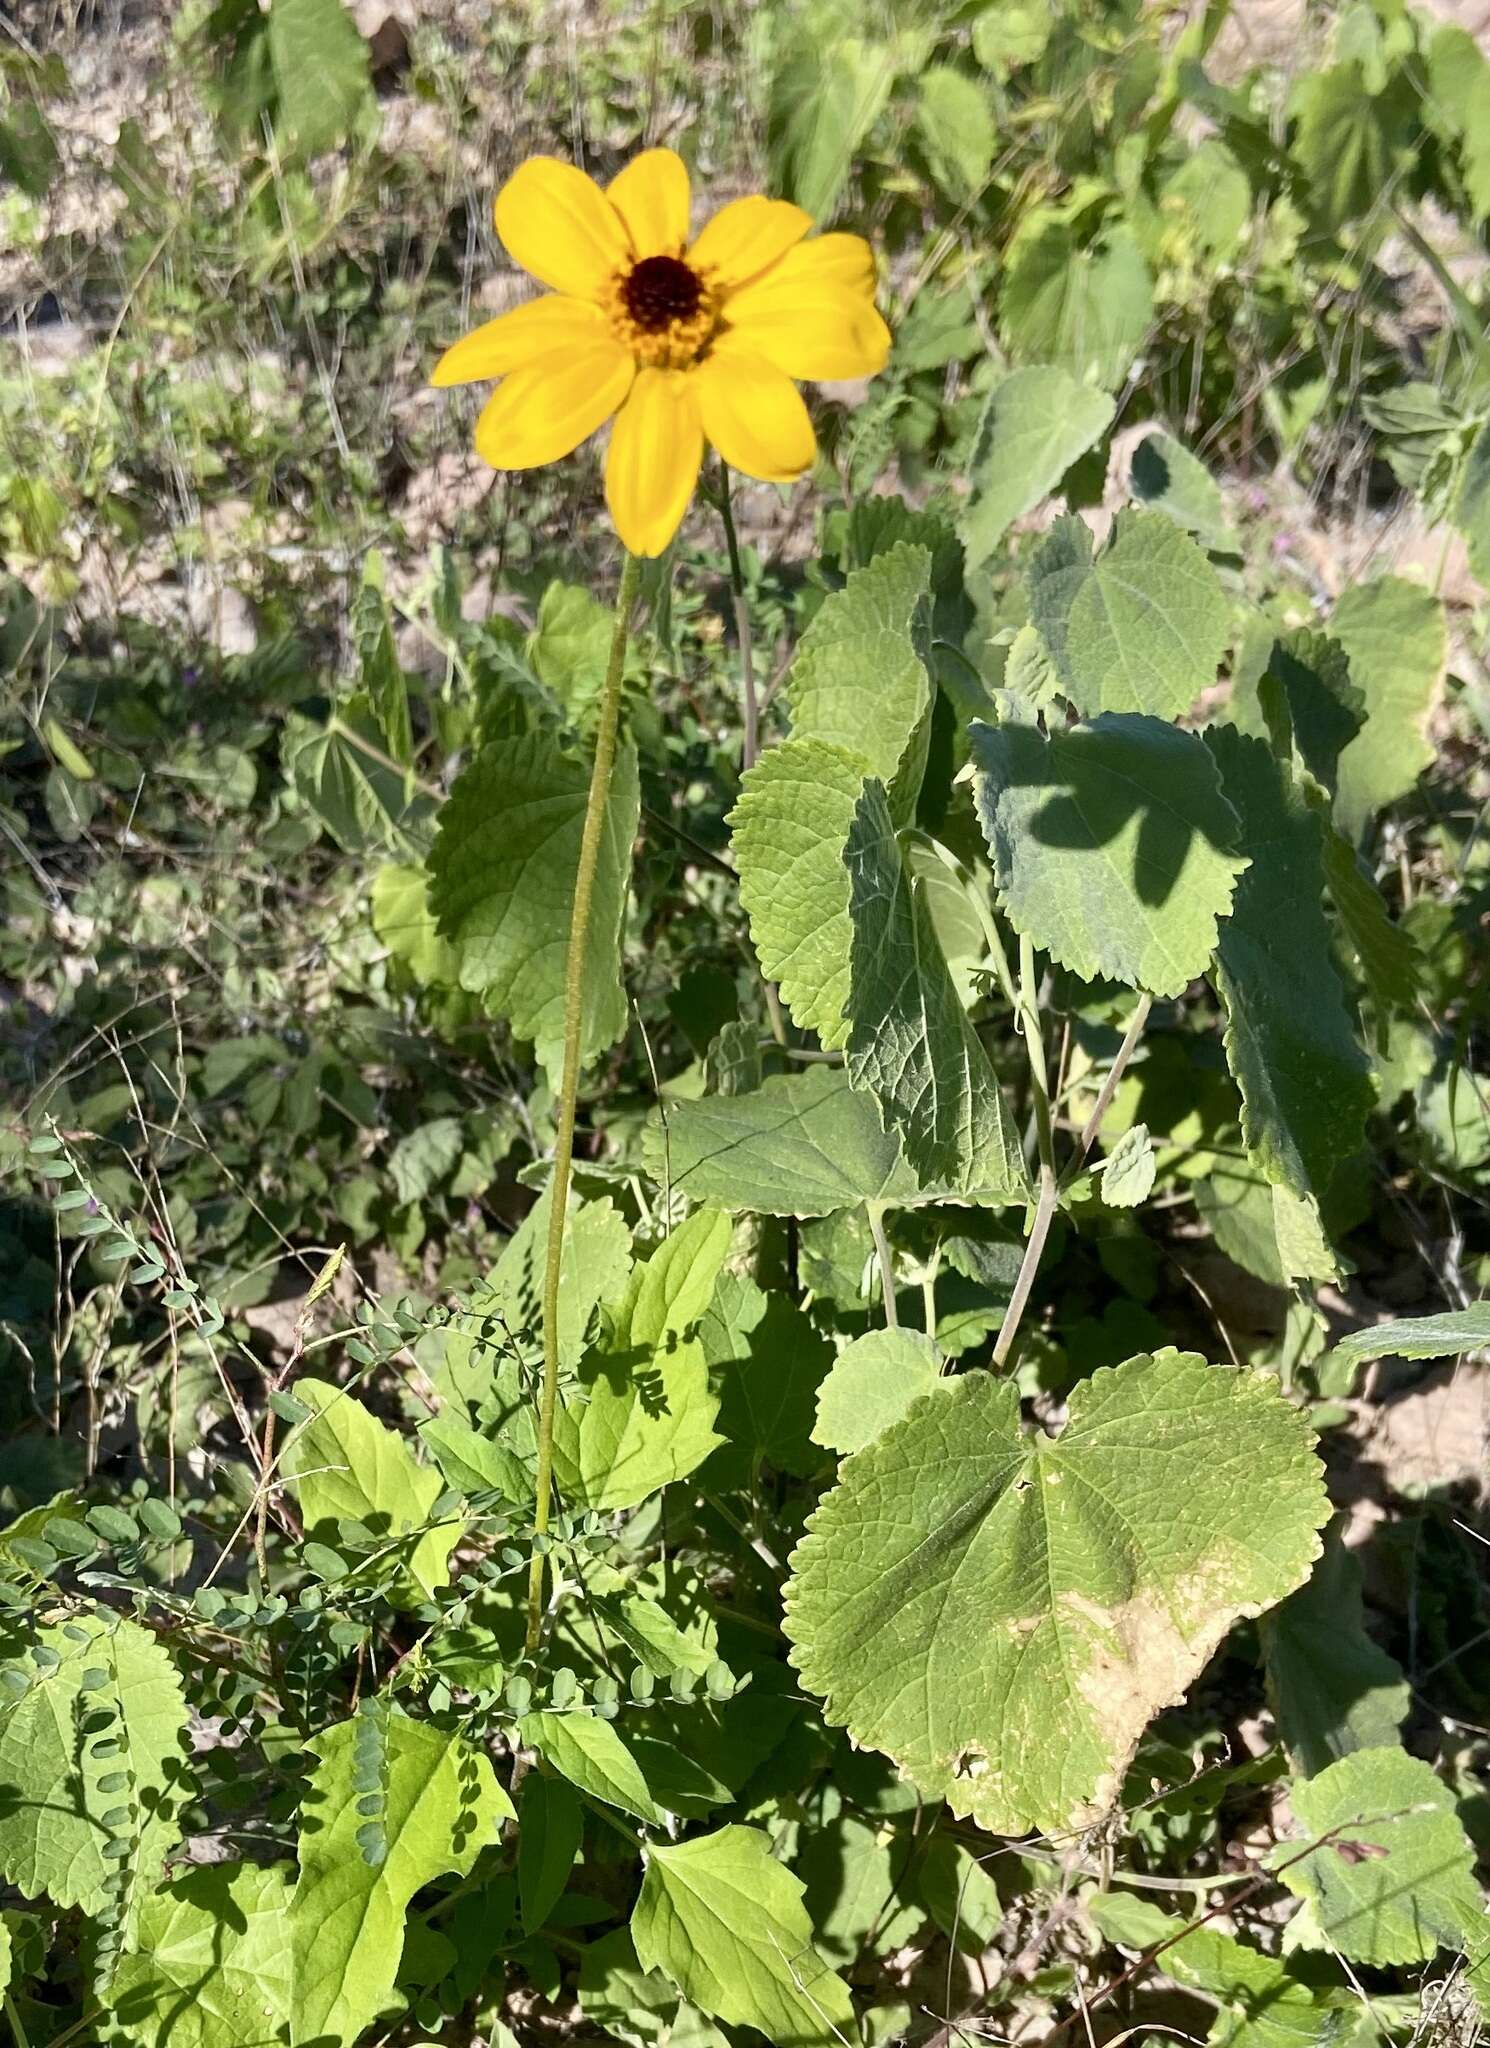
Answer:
[{"left": 2, "top": 0, "right": 1490, "bottom": 2044}]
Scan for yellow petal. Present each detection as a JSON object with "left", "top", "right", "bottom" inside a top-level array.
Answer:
[
  {"left": 688, "top": 194, "right": 812, "bottom": 289},
  {"left": 608, "top": 148, "right": 691, "bottom": 258},
  {"left": 716, "top": 282, "right": 892, "bottom": 381},
  {"left": 493, "top": 156, "right": 632, "bottom": 300},
  {"left": 431, "top": 294, "right": 609, "bottom": 386},
  {"left": 773, "top": 232, "right": 879, "bottom": 294},
  {"left": 605, "top": 369, "right": 703, "bottom": 557},
  {"left": 692, "top": 349, "right": 815, "bottom": 483},
  {"left": 473, "top": 345, "right": 634, "bottom": 470}
]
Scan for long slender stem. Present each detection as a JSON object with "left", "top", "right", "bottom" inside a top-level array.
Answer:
[
  {"left": 717, "top": 458, "right": 787, "bottom": 1046},
  {"left": 1062, "top": 993, "right": 1153, "bottom": 1189},
  {"left": 993, "top": 981, "right": 1153, "bottom": 1369},
  {"left": 992, "top": 936, "right": 1058, "bottom": 1370},
  {"left": 526, "top": 551, "right": 641, "bottom": 1652},
  {"left": 717, "top": 459, "right": 759, "bottom": 772}
]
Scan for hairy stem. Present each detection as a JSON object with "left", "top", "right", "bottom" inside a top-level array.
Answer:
[
  {"left": 718, "top": 460, "right": 788, "bottom": 1046},
  {"left": 526, "top": 550, "right": 641, "bottom": 1653}
]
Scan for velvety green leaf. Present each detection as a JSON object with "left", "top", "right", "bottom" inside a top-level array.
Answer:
[
  {"left": 701, "top": 1273, "right": 833, "bottom": 1477},
  {"left": 784, "top": 1352, "right": 1328, "bottom": 1836},
  {"left": 843, "top": 779, "right": 1026, "bottom": 1195},
  {"left": 768, "top": 21, "right": 899, "bottom": 221},
  {"left": 1257, "top": 629, "right": 1362, "bottom": 795},
  {"left": 282, "top": 1378, "right": 458, "bottom": 1601},
  {"left": 971, "top": 713, "right": 1247, "bottom": 998},
  {"left": 960, "top": 368, "right": 1116, "bottom": 569},
  {"left": 388, "top": 1114, "right": 464, "bottom": 1206},
  {"left": 730, "top": 739, "right": 862, "bottom": 1048},
  {"left": 785, "top": 543, "right": 933, "bottom": 822},
  {"left": 1329, "top": 577, "right": 1446, "bottom": 835},
  {"left": 1204, "top": 728, "right": 1373, "bottom": 1201},
  {"left": 0, "top": 1611, "right": 191, "bottom": 1941},
  {"left": 971, "top": 0, "right": 1049, "bottom": 71},
  {"left": 647, "top": 1065, "right": 949, "bottom": 1217},
  {"left": 284, "top": 705, "right": 421, "bottom": 853},
  {"left": 812, "top": 1328, "right": 941, "bottom": 1456},
  {"left": 1098, "top": 1123, "right": 1155, "bottom": 1208},
  {"left": 1290, "top": 62, "right": 1416, "bottom": 230},
  {"left": 1319, "top": 1302, "right": 1490, "bottom": 1380},
  {"left": 290, "top": 1705, "right": 511, "bottom": 2046},
  {"left": 1129, "top": 430, "right": 1237, "bottom": 553},
  {"left": 1027, "top": 511, "right": 1232, "bottom": 720},
  {"left": 550, "top": 1210, "right": 730, "bottom": 1510},
  {"left": 267, "top": 0, "right": 373, "bottom": 157},
  {"left": 915, "top": 65, "right": 995, "bottom": 195},
  {"left": 1260, "top": 1522, "right": 1408, "bottom": 1777},
  {"left": 1457, "top": 416, "right": 1490, "bottom": 584},
  {"left": 522, "top": 1711, "right": 666, "bottom": 1824},
  {"left": 102, "top": 1863, "right": 292, "bottom": 2048},
  {"left": 1275, "top": 1747, "right": 1489, "bottom": 1980},
  {"left": 428, "top": 730, "right": 639, "bottom": 1082},
  {"left": 1320, "top": 821, "right": 1420, "bottom": 1021},
  {"left": 632, "top": 1824, "right": 855, "bottom": 2047},
  {"left": 1000, "top": 220, "right": 1153, "bottom": 389},
  {"left": 372, "top": 864, "right": 460, "bottom": 987}
]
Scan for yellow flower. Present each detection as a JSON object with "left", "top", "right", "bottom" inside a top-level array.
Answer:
[{"left": 431, "top": 149, "right": 891, "bottom": 557}]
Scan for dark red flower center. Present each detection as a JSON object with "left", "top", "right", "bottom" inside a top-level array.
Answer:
[{"left": 621, "top": 254, "right": 703, "bottom": 333}]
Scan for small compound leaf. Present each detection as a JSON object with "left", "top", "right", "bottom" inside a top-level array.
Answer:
[
  {"left": 971, "top": 713, "right": 1247, "bottom": 999},
  {"left": 429, "top": 729, "right": 639, "bottom": 1083},
  {"left": 1027, "top": 511, "right": 1232, "bottom": 721},
  {"left": 1204, "top": 727, "right": 1373, "bottom": 1203},
  {"left": 632, "top": 1824, "right": 855, "bottom": 2048},
  {"left": 812, "top": 1328, "right": 941, "bottom": 1456},
  {"left": 843, "top": 779, "right": 1026, "bottom": 1196},
  {"left": 960, "top": 368, "right": 1115, "bottom": 569},
  {"left": 784, "top": 1351, "right": 1328, "bottom": 1836},
  {"left": 730, "top": 738, "right": 862, "bottom": 1048}
]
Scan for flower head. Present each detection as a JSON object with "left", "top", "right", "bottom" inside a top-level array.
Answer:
[{"left": 432, "top": 149, "right": 891, "bottom": 557}]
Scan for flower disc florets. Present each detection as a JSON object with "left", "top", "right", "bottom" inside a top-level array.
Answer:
[{"left": 609, "top": 254, "right": 718, "bottom": 368}]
